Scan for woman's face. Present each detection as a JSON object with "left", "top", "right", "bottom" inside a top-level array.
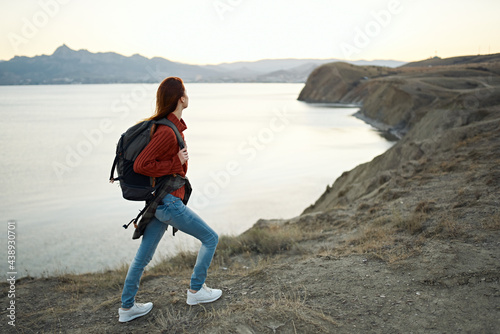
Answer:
[{"left": 181, "top": 91, "right": 189, "bottom": 109}]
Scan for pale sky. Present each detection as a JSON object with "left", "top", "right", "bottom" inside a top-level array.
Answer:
[{"left": 1, "top": 0, "right": 499, "bottom": 64}]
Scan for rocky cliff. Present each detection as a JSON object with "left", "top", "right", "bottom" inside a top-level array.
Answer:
[
  {"left": 298, "top": 55, "right": 500, "bottom": 138},
  {"left": 299, "top": 56, "right": 500, "bottom": 215}
]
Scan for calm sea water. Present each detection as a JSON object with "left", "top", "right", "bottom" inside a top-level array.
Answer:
[{"left": 0, "top": 83, "right": 394, "bottom": 277}]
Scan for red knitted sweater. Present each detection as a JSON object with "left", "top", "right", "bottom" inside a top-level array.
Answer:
[{"left": 134, "top": 113, "right": 188, "bottom": 199}]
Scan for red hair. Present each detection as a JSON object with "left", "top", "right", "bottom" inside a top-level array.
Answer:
[{"left": 148, "top": 77, "right": 185, "bottom": 121}]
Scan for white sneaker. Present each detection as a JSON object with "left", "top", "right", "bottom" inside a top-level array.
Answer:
[
  {"left": 186, "top": 284, "right": 222, "bottom": 305},
  {"left": 118, "top": 302, "right": 153, "bottom": 322}
]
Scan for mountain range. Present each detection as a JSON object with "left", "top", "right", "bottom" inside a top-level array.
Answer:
[{"left": 0, "top": 44, "right": 406, "bottom": 85}]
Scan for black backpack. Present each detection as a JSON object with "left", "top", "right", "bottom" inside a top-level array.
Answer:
[{"left": 109, "top": 118, "right": 185, "bottom": 228}]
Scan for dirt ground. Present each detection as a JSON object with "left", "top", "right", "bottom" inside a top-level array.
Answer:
[{"left": 3, "top": 231, "right": 499, "bottom": 333}]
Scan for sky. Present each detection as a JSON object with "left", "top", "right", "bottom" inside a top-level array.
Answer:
[{"left": 1, "top": 0, "right": 499, "bottom": 64}]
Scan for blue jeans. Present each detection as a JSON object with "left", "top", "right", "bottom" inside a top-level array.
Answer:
[{"left": 121, "top": 194, "right": 219, "bottom": 308}]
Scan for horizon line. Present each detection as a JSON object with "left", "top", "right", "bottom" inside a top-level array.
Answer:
[
  {"left": 3, "top": 44, "right": 499, "bottom": 65},
  {"left": 0, "top": 44, "right": 411, "bottom": 65}
]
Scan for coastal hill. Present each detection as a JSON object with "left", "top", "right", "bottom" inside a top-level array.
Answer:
[
  {"left": 298, "top": 53, "right": 500, "bottom": 138},
  {"left": 1, "top": 55, "right": 499, "bottom": 333},
  {"left": 401, "top": 53, "right": 500, "bottom": 68},
  {"left": 299, "top": 53, "right": 500, "bottom": 212},
  {"left": 0, "top": 44, "right": 405, "bottom": 85}
]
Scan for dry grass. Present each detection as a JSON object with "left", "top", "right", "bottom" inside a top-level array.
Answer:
[
  {"left": 56, "top": 263, "right": 129, "bottom": 298},
  {"left": 435, "top": 218, "right": 463, "bottom": 237},
  {"left": 153, "top": 284, "right": 336, "bottom": 333},
  {"left": 333, "top": 223, "right": 421, "bottom": 263},
  {"left": 415, "top": 200, "right": 435, "bottom": 214},
  {"left": 335, "top": 195, "right": 497, "bottom": 261},
  {"left": 397, "top": 212, "right": 426, "bottom": 235},
  {"left": 218, "top": 226, "right": 302, "bottom": 256},
  {"left": 17, "top": 266, "right": 129, "bottom": 332},
  {"left": 429, "top": 216, "right": 471, "bottom": 239},
  {"left": 481, "top": 212, "right": 500, "bottom": 230},
  {"left": 317, "top": 195, "right": 494, "bottom": 263},
  {"left": 149, "top": 226, "right": 305, "bottom": 275},
  {"left": 149, "top": 250, "right": 198, "bottom": 276},
  {"left": 455, "top": 131, "right": 486, "bottom": 149},
  {"left": 325, "top": 206, "right": 428, "bottom": 263},
  {"left": 347, "top": 225, "right": 395, "bottom": 252},
  {"left": 154, "top": 306, "right": 202, "bottom": 333}
]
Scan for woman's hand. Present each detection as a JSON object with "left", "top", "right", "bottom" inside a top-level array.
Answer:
[{"left": 177, "top": 148, "right": 189, "bottom": 165}]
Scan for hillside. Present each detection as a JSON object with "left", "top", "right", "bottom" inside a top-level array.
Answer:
[
  {"left": 298, "top": 53, "right": 500, "bottom": 138},
  {"left": 401, "top": 53, "right": 500, "bottom": 68},
  {"left": 1, "top": 55, "right": 499, "bottom": 333}
]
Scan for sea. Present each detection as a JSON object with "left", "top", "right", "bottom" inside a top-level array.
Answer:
[{"left": 0, "top": 83, "right": 395, "bottom": 277}]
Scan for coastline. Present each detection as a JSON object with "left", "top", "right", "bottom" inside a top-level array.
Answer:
[
  {"left": 1, "top": 83, "right": 394, "bottom": 279},
  {"left": 352, "top": 110, "right": 403, "bottom": 141}
]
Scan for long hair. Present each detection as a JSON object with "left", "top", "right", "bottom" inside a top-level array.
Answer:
[{"left": 148, "top": 77, "right": 185, "bottom": 121}]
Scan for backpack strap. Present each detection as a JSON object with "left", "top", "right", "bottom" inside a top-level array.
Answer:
[
  {"left": 123, "top": 201, "right": 153, "bottom": 229},
  {"left": 149, "top": 123, "right": 158, "bottom": 188},
  {"left": 155, "top": 118, "right": 185, "bottom": 149},
  {"left": 148, "top": 119, "right": 184, "bottom": 188},
  {"left": 109, "top": 154, "right": 119, "bottom": 183},
  {"left": 153, "top": 118, "right": 185, "bottom": 237}
]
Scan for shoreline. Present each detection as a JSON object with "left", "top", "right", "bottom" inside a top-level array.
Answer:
[
  {"left": 2, "top": 84, "right": 393, "bottom": 280},
  {"left": 352, "top": 110, "right": 403, "bottom": 141}
]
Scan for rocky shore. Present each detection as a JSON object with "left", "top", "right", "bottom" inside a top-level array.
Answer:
[{"left": 2, "top": 55, "right": 499, "bottom": 333}]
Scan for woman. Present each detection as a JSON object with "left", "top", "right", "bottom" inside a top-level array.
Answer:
[{"left": 118, "top": 77, "right": 221, "bottom": 323}]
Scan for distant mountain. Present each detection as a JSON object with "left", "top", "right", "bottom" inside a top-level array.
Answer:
[
  {"left": 202, "top": 58, "right": 405, "bottom": 83},
  {"left": 0, "top": 44, "right": 221, "bottom": 85},
  {"left": 205, "top": 58, "right": 405, "bottom": 73},
  {"left": 0, "top": 45, "right": 406, "bottom": 85}
]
